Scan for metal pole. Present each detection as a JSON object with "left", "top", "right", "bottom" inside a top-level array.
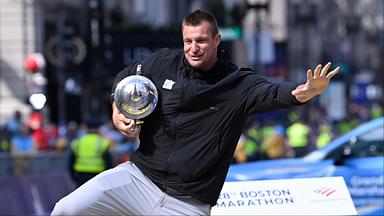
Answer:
[
  {"left": 57, "top": 8, "right": 66, "bottom": 128},
  {"left": 255, "top": 10, "right": 262, "bottom": 74},
  {"left": 0, "top": 1, "right": 2, "bottom": 124},
  {"left": 22, "top": 0, "right": 29, "bottom": 106}
]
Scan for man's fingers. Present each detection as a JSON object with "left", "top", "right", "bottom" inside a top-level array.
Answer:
[
  {"left": 307, "top": 69, "right": 314, "bottom": 82},
  {"left": 313, "top": 64, "right": 322, "bottom": 78},
  {"left": 121, "top": 131, "right": 130, "bottom": 137},
  {"left": 326, "top": 66, "right": 340, "bottom": 79},
  {"left": 129, "top": 124, "right": 137, "bottom": 132},
  {"left": 121, "top": 130, "right": 135, "bottom": 137},
  {"left": 123, "top": 119, "right": 137, "bottom": 132},
  {"left": 116, "top": 113, "right": 130, "bottom": 124},
  {"left": 119, "top": 121, "right": 138, "bottom": 137},
  {"left": 320, "top": 62, "right": 332, "bottom": 77},
  {"left": 114, "top": 115, "right": 136, "bottom": 133}
]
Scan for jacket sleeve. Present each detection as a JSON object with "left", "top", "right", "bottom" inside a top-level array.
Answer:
[
  {"left": 111, "top": 61, "right": 140, "bottom": 102},
  {"left": 238, "top": 71, "right": 305, "bottom": 115}
]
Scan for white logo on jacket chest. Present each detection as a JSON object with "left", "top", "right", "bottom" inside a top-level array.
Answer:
[
  {"left": 210, "top": 106, "right": 219, "bottom": 111},
  {"left": 162, "top": 79, "right": 176, "bottom": 90}
]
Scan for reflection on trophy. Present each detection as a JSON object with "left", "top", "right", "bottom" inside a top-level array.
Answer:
[{"left": 114, "top": 64, "right": 158, "bottom": 124}]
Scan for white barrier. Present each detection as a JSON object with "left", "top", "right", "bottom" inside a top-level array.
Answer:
[{"left": 212, "top": 177, "right": 357, "bottom": 215}]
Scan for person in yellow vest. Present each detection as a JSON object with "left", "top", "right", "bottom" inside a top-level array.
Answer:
[
  {"left": 233, "top": 125, "right": 262, "bottom": 163},
  {"left": 371, "top": 102, "right": 383, "bottom": 119},
  {"left": 69, "top": 118, "right": 113, "bottom": 187},
  {"left": 286, "top": 118, "right": 311, "bottom": 158},
  {"left": 233, "top": 133, "right": 247, "bottom": 163},
  {"left": 316, "top": 122, "right": 333, "bottom": 149}
]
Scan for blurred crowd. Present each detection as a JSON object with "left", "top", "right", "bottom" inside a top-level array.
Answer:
[
  {"left": 0, "top": 110, "right": 139, "bottom": 172},
  {"left": 0, "top": 101, "right": 382, "bottom": 172},
  {"left": 233, "top": 101, "right": 383, "bottom": 163}
]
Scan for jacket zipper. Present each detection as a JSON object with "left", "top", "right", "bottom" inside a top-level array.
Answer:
[
  {"left": 163, "top": 113, "right": 180, "bottom": 180},
  {"left": 162, "top": 77, "right": 184, "bottom": 186}
]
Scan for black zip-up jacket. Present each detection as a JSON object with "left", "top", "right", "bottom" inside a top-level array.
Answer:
[{"left": 112, "top": 48, "right": 304, "bottom": 206}]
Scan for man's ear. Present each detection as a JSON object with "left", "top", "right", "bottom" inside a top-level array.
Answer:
[{"left": 215, "top": 33, "right": 221, "bottom": 47}]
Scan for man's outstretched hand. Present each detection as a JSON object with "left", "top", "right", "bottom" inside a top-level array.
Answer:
[{"left": 291, "top": 62, "right": 340, "bottom": 103}]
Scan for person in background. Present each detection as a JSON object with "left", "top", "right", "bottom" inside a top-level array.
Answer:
[
  {"left": 233, "top": 132, "right": 247, "bottom": 163},
  {"left": 233, "top": 123, "right": 263, "bottom": 163},
  {"left": 0, "top": 127, "right": 10, "bottom": 153},
  {"left": 286, "top": 117, "right": 311, "bottom": 157},
  {"left": 68, "top": 118, "right": 113, "bottom": 187},
  {"left": 10, "top": 123, "right": 37, "bottom": 155},
  {"left": 56, "top": 121, "right": 79, "bottom": 153},
  {"left": 10, "top": 124, "right": 37, "bottom": 175},
  {"left": 4, "top": 110, "right": 23, "bottom": 139},
  {"left": 316, "top": 121, "right": 333, "bottom": 149},
  {"left": 263, "top": 123, "right": 286, "bottom": 159}
]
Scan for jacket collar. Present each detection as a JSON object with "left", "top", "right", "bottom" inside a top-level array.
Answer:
[{"left": 181, "top": 49, "right": 237, "bottom": 80}]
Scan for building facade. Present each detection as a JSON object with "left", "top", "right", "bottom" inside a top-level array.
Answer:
[{"left": 0, "top": 0, "right": 382, "bottom": 125}]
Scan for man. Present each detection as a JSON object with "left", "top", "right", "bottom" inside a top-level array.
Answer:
[{"left": 52, "top": 10, "right": 339, "bottom": 215}]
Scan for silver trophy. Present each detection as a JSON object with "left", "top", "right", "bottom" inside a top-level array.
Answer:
[{"left": 113, "top": 64, "right": 158, "bottom": 124}]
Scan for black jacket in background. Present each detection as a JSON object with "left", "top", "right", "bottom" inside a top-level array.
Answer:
[{"left": 112, "top": 48, "right": 303, "bottom": 206}]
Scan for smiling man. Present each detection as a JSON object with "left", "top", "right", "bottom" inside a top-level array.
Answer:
[
  {"left": 52, "top": 10, "right": 339, "bottom": 215},
  {"left": 182, "top": 14, "right": 220, "bottom": 71}
]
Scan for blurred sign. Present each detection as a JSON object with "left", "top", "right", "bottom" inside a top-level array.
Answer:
[
  {"left": 219, "top": 27, "right": 242, "bottom": 41},
  {"left": 107, "top": 31, "right": 232, "bottom": 74},
  {"left": 45, "top": 36, "right": 87, "bottom": 67},
  {"left": 211, "top": 177, "right": 356, "bottom": 215}
]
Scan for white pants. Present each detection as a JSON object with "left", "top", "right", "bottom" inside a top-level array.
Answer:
[{"left": 51, "top": 161, "right": 211, "bottom": 215}]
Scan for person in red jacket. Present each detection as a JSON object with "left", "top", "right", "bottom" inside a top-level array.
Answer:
[{"left": 52, "top": 10, "right": 339, "bottom": 215}]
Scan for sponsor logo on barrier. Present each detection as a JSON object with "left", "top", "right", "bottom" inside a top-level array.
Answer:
[{"left": 314, "top": 187, "right": 337, "bottom": 197}]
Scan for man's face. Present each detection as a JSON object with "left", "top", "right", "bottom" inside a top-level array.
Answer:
[{"left": 182, "top": 21, "right": 221, "bottom": 71}]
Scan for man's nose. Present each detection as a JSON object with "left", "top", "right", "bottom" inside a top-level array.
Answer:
[{"left": 191, "top": 42, "right": 199, "bottom": 52}]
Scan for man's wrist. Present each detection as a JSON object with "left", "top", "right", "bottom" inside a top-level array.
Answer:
[
  {"left": 295, "top": 95, "right": 311, "bottom": 103},
  {"left": 295, "top": 91, "right": 318, "bottom": 103}
]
